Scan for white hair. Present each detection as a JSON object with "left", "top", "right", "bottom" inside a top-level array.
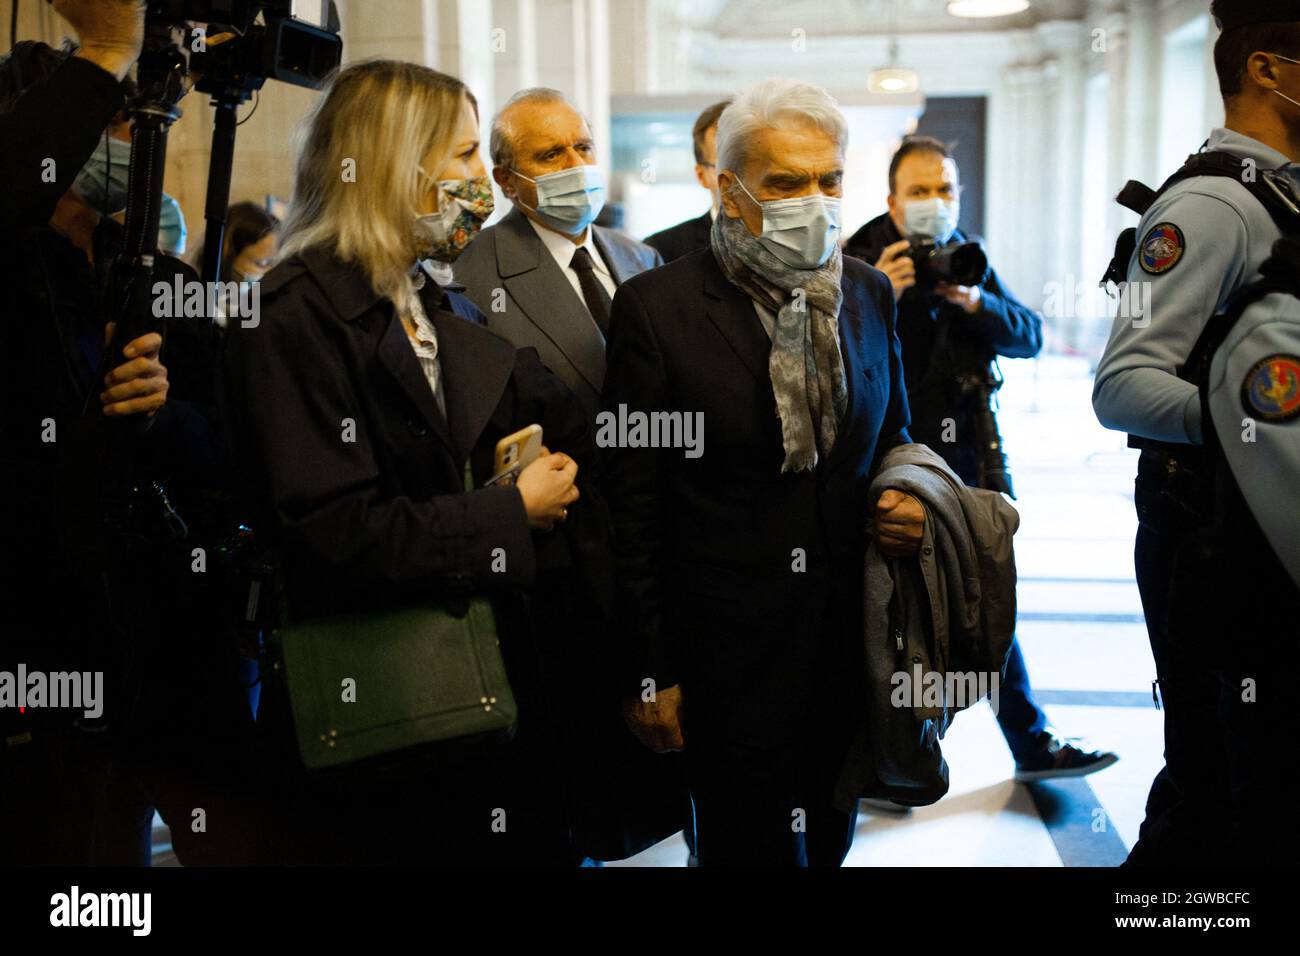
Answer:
[{"left": 715, "top": 78, "right": 848, "bottom": 182}]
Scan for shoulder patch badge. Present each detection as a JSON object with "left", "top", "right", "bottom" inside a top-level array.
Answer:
[
  {"left": 1139, "top": 223, "right": 1185, "bottom": 275},
  {"left": 1241, "top": 355, "right": 1300, "bottom": 422}
]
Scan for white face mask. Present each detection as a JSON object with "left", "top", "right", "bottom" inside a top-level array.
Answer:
[
  {"left": 735, "top": 178, "right": 842, "bottom": 270},
  {"left": 902, "top": 197, "right": 960, "bottom": 244},
  {"left": 511, "top": 163, "right": 606, "bottom": 234}
]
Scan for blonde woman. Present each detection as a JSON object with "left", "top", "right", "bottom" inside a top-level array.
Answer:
[{"left": 221, "top": 60, "right": 587, "bottom": 865}]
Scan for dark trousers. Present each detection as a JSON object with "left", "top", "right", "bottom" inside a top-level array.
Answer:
[
  {"left": 0, "top": 723, "right": 258, "bottom": 866},
  {"left": 686, "top": 732, "right": 858, "bottom": 867},
  {"left": 246, "top": 666, "right": 575, "bottom": 867},
  {"left": 1125, "top": 489, "right": 1234, "bottom": 866},
  {"left": 993, "top": 638, "right": 1050, "bottom": 764},
  {"left": 682, "top": 581, "right": 861, "bottom": 867},
  {"left": 1156, "top": 511, "right": 1299, "bottom": 866},
  {"left": 0, "top": 726, "right": 150, "bottom": 866}
]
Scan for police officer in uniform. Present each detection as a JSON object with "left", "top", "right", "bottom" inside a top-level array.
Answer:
[
  {"left": 1185, "top": 237, "right": 1300, "bottom": 864},
  {"left": 1092, "top": 0, "right": 1300, "bottom": 865}
]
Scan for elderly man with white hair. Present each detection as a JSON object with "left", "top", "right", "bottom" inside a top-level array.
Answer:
[{"left": 602, "top": 79, "right": 925, "bottom": 866}]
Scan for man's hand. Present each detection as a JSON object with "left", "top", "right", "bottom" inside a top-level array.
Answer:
[
  {"left": 58, "top": 0, "right": 146, "bottom": 82},
  {"left": 875, "top": 489, "right": 925, "bottom": 558},
  {"left": 622, "top": 683, "right": 685, "bottom": 753},
  {"left": 874, "top": 238, "right": 916, "bottom": 302},
  {"left": 100, "top": 324, "right": 168, "bottom": 417},
  {"left": 936, "top": 282, "right": 983, "bottom": 315}
]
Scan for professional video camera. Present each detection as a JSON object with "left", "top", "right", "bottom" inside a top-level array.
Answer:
[
  {"left": 907, "top": 237, "right": 989, "bottom": 290},
  {"left": 130, "top": 2, "right": 342, "bottom": 290},
  {"left": 92, "top": 0, "right": 341, "bottom": 515},
  {"left": 65, "top": 2, "right": 341, "bottom": 713}
]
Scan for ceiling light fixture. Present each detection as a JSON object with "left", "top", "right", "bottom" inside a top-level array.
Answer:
[
  {"left": 868, "top": 3, "right": 919, "bottom": 95},
  {"left": 947, "top": 0, "right": 1030, "bottom": 17}
]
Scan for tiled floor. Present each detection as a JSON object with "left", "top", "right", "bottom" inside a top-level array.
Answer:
[{"left": 610, "top": 354, "right": 1161, "bottom": 867}]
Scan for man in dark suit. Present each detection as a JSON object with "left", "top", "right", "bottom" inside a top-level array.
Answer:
[
  {"left": 456, "top": 88, "right": 662, "bottom": 424},
  {"left": 604, "top": 79, "right": 925, "bottom": 866},
  {"left": 643, "top": 99, "right": 731, "bottom": 263},
  {"left": 456, "top": 88, "right": 688, "bottom": 860}
]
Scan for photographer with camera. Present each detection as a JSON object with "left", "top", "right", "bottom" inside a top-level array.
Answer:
[{"left": 845, "top": 136, "right": 1118, "bottom": 788}]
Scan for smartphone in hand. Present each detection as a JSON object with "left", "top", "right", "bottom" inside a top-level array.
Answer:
[{"left": 486, "top": 424, "right": 543, "bottom": 487}]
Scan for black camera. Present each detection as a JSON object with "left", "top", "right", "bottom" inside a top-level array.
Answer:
[
  {"left": 122, "top": 3, "right": 341, "bottom": 286},
  {"left": 146, "top": 1, "right": 342, "bottom": 95},
  {"left": 955, "top": 366, "right": 1015, "bottom": 499},
  {"left": 908, "top": 238, "right": 989, "bottom": 289}
]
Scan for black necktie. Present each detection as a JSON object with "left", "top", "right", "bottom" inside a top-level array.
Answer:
[{"left": 569, "top": 246, "right": 612, "bottom": 337}]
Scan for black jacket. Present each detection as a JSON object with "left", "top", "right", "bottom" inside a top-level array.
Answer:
[
  {"left": 644, "top": 210, "right": 713, "bottom": 264},
  {"left": 845, "top": 213, "right": 1042, "bottom": 486},
  {"left": 219, "top": 246, "right": 693, "bottom": 862},
  {"left": 0, "top": 56, "right": 124, "bottom": 232},
  {"left": 0, "top": 55, "right": 256, "bottom": 772},
  {"left": 602, "top": 247, "right": 910, "bottom": 742},
  {"left": 219, "top": 245, "right": 595, "bottom": 619}
]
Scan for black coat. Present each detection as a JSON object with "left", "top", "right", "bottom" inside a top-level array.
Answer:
[
  {"left": 3, "top": 229, "right": 230, "bottom": 743},
  {"left": 602, "top": 247, "right": 911, "bottom": 745},
  {"left": 220, "top": 246, "right": 595, "bottom": 618},
  {"left": 644, "top": 210, "right": 713, "bottom": 264},
  {"left": 220, "top": 245, "right": 690, "bottom": 863},
  {"left": 845, "top": 213, "right": 1042, "bottom": 485},
  {"left": 0, "top": 56, "right": 124, "bottom": 232}
]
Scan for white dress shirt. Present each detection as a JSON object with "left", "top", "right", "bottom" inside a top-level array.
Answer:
[{"left": 526, "top": 216, "right": 619, "bottom": 308}]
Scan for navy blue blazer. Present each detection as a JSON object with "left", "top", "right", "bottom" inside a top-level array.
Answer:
[{"left": 601, "top": 246, "right": 911, "bottom": 718}]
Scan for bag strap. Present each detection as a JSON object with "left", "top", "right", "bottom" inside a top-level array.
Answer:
[
  {"left": 1190, "top": 237, "right": 1300, "bottom": 401},
  {"left": 1101, "top": 150, "right": 1300, "bottom": 292}
]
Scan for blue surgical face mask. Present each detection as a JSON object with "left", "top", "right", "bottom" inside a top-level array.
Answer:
[
  {"left": 902, "top": 197, "right": 959, "bottom": 244},
  {"left": 511, "top": 163, "right": 606, "bottom": 235},
  {"left": 158, "top": 192, "right": 187, "bottom": 255},
  {"left": 74, "top": 133, "right": 132, "bottom": 215},
  {"left": 735, "top": 178, "right": 842, "bottom": 270}
]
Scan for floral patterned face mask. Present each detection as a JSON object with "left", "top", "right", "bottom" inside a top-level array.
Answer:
[{"left": 413, "top": 170, "right": 494, "bottom": 262}]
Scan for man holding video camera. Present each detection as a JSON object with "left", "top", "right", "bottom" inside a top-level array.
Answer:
[
  {"left": 846, "top": 137, "right": 1117, "bottom": 786},
  {"left": 0, "top": 0, "right": 256, "bottom": 865}
]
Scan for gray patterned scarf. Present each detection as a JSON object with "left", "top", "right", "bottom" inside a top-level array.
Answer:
[{"left": 711, "top": 210, "right": 848, "bottom": 472}]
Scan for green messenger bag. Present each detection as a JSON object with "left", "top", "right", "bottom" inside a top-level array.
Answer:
[{"left": 271, "top": 466, "right": 518, "bottom": 778}]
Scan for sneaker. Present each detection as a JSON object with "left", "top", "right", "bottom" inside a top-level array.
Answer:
[{"left": 1014, "top": 729, "right": 1119, "bottom": 782}]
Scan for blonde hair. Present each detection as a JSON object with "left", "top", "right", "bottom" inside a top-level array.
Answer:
[{"left": 278, "top": 59, "right": 477, "bottom": 316}]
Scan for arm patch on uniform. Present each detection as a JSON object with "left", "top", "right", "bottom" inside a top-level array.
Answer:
[
  {"left": 1138, "top": 223, "right": 1185, "bottom": 275},
  {"left": 1242, "top": 355, "right": 1300, "bottom": 422}
]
